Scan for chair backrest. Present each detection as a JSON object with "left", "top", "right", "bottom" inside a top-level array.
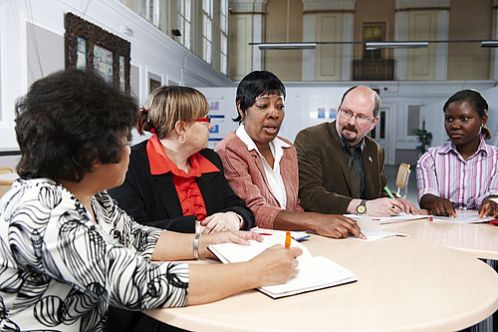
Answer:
[
  {"left": 0, "top": 167, "right": 15, "bottom": 199},
  {"left": 395, "top": 162, "right": 411, "bottom": 198},
  {"left": 0, "top": 167, "right": 13, "bottom": 175}
]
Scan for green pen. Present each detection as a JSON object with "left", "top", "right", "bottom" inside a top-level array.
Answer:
[{"left": 383, "top": 186, "right": 395, "bottom": 199}]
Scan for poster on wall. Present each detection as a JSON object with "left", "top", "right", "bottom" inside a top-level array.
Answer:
[
  {"left": 197, "top": 88, "right": 239, "bottom": 149},
  {"left": 198, "top": 87, "right": 348, "bottom": 145}
]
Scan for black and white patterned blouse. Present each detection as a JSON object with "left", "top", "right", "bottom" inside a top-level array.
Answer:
[{"left": 0, "top": 178, "right": 189, "bottom": 331}]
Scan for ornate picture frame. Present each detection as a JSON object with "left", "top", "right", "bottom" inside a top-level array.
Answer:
[{"left": 64, "top": 12, "right": 131, "bottom": 94}]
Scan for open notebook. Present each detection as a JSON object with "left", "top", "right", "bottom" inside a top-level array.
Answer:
[{"left": 208, "top": 231, "right": 357, "bottom": 298}]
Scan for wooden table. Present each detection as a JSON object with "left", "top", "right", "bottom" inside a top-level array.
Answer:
[
  {"left": 382, "top": 219, "right": 498, "bottom": 260},
  {"left": 146, "top": 235, "right": 498, "bottom": 331}
]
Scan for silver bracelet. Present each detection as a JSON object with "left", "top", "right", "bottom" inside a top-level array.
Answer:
[{"left": 193, "top": 233, "right": 201, "bottom": 260}]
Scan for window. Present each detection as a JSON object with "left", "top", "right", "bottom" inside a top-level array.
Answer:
[
  {"left": 220, "top": 0, "right": 228, "bottom": 74},
  {"left": 202, "top": 0, "right": 213, "bottom": 64},
  {"left": 138, "top": 0, "right": 160, "bottom": 28},
  {"left": 407, "top": 105, "right": 421, "bottom": 136},
  {"left": 362, "top": 23, "right": 385, "bottom": 60},
  {"left": 177, "top": 0, "right": 192, "bottom": 49}
]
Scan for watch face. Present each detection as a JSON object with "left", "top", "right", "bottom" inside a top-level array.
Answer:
[{"left": 356, "top": 204, "right": 366, "bottom": 214}]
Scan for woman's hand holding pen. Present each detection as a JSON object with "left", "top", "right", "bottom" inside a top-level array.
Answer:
[
  {"left": 310, "top": 214, "right": 365, "bottom": 239},
  {"left": 250, "top": 245, "right": 303, "bottom": 286},
  {"left": 479, "top": 198, "right": 498, "bottom": 218}
]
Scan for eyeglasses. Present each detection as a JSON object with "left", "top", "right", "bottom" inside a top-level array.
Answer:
[
  {"left": 339, "top": 108, "right": 374, "bottom": 124},
  {"left": 193, "top": 116, "right": 211, "bottom": 123}
]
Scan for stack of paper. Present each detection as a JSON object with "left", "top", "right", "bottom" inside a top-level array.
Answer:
[{"left": 208, "top": 231, "right": 357, "bottom": 298}]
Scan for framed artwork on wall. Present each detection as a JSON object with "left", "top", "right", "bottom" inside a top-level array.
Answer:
[
  {"left": 148, "top": 72, "right": 162, "bottom": 94},
  {"left": 64, "top": 12, "right": 131, "bottom": 94}
]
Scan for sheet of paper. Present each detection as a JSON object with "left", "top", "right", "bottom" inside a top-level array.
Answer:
[
  {"left": 431, "top": 209, "right": 493, "bottom": 223},
  {"left": 344, "top": 213, "right": 429, "bottom": 224},
  {"left": 250, "top": 227, "right": 310, "bottom": 241},
  {"left": 356, "top": 216, "right": 404, "bottom": 241}
]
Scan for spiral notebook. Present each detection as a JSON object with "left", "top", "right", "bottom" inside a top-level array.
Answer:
[{"left": 208, "top": 231, "right": 357, "bottom": 298}]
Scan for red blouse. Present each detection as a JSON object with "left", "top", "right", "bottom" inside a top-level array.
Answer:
[{"left": 146, "top": 135, "right": 220, "bottom": 221}]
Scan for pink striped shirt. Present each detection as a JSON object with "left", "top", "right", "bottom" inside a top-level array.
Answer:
[{"left": 416, "top": 136, "right": 498, "bottom": 209}]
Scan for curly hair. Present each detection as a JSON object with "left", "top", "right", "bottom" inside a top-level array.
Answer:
[
  {"left": 15, "top": 69, "right": 137, "bottom": 182},
  {"left": 443, "top": 89, "right": 491, "bottom": 139},
  {"left": 136, "top": 86, "right": 209, "bottom": 139},
  {"left": 234, "top": 71, "right": 286, "bottom": 123}
]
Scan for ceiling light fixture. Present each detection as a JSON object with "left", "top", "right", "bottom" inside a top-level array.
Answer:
[
  {"left": 252, "top": 42, "right": 317, "bottom": 50},
  {"left": 365, "top": 41, "right": 429, "bottom": 50},
  {"left": 481, "top": 40, "right": 498, "bottom": 47}
]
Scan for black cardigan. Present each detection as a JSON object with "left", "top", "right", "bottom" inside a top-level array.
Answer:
[{"left": 109, "top": 140, "right": 255, "bottom": 233}]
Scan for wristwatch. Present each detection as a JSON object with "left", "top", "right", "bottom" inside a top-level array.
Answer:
[{"left": 356, "top": 200, "right": 367, "bottom": 215}]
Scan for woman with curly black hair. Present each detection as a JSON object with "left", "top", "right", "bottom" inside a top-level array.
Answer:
[{"left": 0, "top": 69, "right": 301, "bottom": 332}]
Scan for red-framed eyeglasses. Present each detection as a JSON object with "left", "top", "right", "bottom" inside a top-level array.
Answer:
[{"left": 193, "top": 116, "right": 211, "bottom": 123}]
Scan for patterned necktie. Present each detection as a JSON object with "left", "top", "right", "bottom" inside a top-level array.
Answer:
[{"left": 347, "top": 146, "right": 362, "bottom": 198}]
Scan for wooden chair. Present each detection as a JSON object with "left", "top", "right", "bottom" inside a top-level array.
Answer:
[
  {"left": 395, "top": 163, "right": 411, "bottom": 198},
  {"left": 0, "top": 167, "right": 15, "bottom": 198},
  {"left": 0, "top": 167, "right": 14, "bottom": 174}
]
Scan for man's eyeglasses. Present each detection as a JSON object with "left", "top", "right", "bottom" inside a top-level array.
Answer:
[
  {"left": 193, "top": 116, "right": 211, "bottom": 123},
  {"left": 339, "top": 108, "right": 374, "bottom": 124}
]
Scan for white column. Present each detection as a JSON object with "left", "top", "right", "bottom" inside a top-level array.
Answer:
[
  {"left": 302, "top": 13, "right": 315, "bottom": 81},
  {"left": 251, "top": 13, "right": 263, "bottom": 71},
  {"left": 491, "top": 0, "right": 498, "bottom": 80},
  {"left": 341, "top": 12, "right": 354, "bottom": 81},
  {"left": 394, "top": 10, "right": 409, "bottom": 80},
  {"left": 229, "top": 0, "right": 266, "bottom": 74},
  {"left": 434, "top": 9, "right": 449, "bottom": 80}
]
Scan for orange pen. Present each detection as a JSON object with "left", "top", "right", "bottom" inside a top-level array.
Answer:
[{"left": 284, "top": 231, "right": 292, "bottom": 248}]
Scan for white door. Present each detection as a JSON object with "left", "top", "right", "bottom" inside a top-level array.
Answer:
[{"left": 369, "top": 105, "right": 395, "bottom": 165}]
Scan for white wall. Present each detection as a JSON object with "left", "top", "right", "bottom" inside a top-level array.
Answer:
[
  {"left": 0, "top": 0, "right": 231, "bottom": 152},
  {"left": 421, "top": 85, "right": 498, "bottom": 148},
  {"left": 199, "top": 80, "right": 497, "bottom": 165}
]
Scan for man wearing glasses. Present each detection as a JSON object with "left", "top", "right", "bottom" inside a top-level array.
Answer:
[{"left": 294, "top": 86, "right": 416, "bottom": 217}]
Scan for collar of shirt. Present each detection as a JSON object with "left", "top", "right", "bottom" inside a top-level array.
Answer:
[
  {"left": 235, "top": 124, "right": 291, "bottom": 157},
  {"left": 439, "top": 135, "right": 489, "bottom": 159},
  {"left": 146, "top": 134, "right": 220, "bottom": 177}
]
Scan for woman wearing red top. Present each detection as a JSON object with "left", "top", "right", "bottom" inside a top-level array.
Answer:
[{"left": 109, "top": 86, "right": 254, "bottom": 234}]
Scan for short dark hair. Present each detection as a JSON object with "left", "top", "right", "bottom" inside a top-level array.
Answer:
[
  {"left": 234, "top": 71, "right": 286, "bottom": 122},
  {"left": 443, "top": 89, "right": 491, "bottom": 139},
  {"left": 15, "top": 69, "right": 137, "bottom": 182}
]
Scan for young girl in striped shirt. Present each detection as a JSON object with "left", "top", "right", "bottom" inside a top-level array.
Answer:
[{"left": 416, "top": 89, "right": 498, "bottom": 217}]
